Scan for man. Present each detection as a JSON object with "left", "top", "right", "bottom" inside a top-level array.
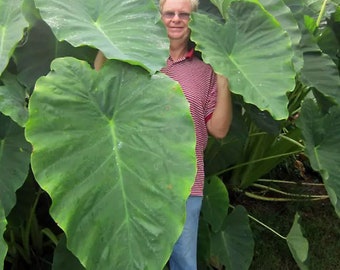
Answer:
[{"left": 159, "top": 0, "right": 232, "bottom": 269}]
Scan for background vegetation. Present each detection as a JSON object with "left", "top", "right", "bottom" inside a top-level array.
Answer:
[{"left": 1, "top": 0, "right": 339, "bottom": 269}]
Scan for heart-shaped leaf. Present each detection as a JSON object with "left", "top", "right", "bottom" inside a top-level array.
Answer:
[
  {"left": 190, "top": 1, "right": 296, "bottom": 119},
  {"left": 210, "top": 206, "right": 254, "bottom": 270},
  {"left": 202, "top": 176, "right": 229, "bottom": 232},
  {"left": 34, "top": 0, "right": 169, "bottom": 73},
  {"left": 26, "top": 57, "right": 196, "bottom": 269},
  {"left": 286, "top": 213, "right": 309, "bottom": 270}
]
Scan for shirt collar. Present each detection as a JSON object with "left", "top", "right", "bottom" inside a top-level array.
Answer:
[
  {"left": 185, "top": 48, "right": 194, "bottom": 59},
  {"left": 169, "top": 48, "right": 195, "bottom": 63}
]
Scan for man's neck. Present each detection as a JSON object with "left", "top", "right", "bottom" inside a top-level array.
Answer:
[{"left": 169, "top": 40, "right": 188, "bottom": 61}]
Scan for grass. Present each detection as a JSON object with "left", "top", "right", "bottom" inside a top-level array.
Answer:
[
  {"left": 299, "top": 201, "right": 340, "bottom": 269},
  {"left": 246, "top": 198, "right": 340, "bottom": 270},
  {"left": 238, "top": 157, "right": 340, "bottom": 270}
]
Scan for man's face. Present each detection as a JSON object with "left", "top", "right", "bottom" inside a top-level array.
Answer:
[{"left": 161, "top": 0, "right": 192, "bottom": 42}]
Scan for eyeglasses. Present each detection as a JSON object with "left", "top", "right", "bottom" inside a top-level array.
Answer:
[{"left": 162, "top": 11, "right": 191, "bottom": 20}]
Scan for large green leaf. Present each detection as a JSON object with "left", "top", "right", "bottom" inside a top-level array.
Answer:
[
  {"left": 209, "top": 0, "right": 303, "bottom": 71},
  {"left": 258, "top": 0, "right": 304, "bottom": 71},
  {"left": 34, "top": 0, "right": 169, "bottom": 73},
  {"left": 197, "top": 220, "right": 212, "bottom": 268},
  {"left": 245, "top": 103, "right": 282, "bottom": 135},
  {"left": 209, "top": 0, "right": 232, "bottom": 18},
  {"left": 22, "top": 0, "right": 41, "bottom": 26},
  {"left": 204, "top": 103, "right": 248, "bottom": 177},
  {"left": 284, "top": 0, "right": 340, "bottom": 104},
  {"left": 0, "top": 113, "right": 31, "bottom": 269},
  {"left": 0, "top": 113, "right": 31, "bottom": 216},
  {"left": 25, "top": 57, "right": 196, "bottom": 269},
  {"left": 286, "top": 213, "right": 309, "bottom": 270},
  {"left": 0, "top": 204, "right": 6, "bottom": 270},
  {"left": 52, "top": 235, "right": 85, "bottom": 270},
  {"left": 0, "top": 0, "right": 28, "bottom": 75},
  {"left": 230, "top": 121, "right": 303, "bottom": 188},
  {"left": 201, "top": 176, "right": 229, "bottom": 232},
  {"left": 190, "top": 1, "right": 296, "bottom": 119},
  {"left": 0, "top": 71, "right": 28, "bottom": 127},
  {"left": 316, "top": 16, "right": 340, "bottom": 66},
  {"left": 301, "top": 51, "right": 340, "bottom": 104},
  {"left": 13, "top": 19, "right": 97, "bottom": 89},
  {"left": 297, "top": 100, "right": 340, "bottom": 217},
  {"left": 210, "top": 206, "right": 254, "bottom": 270}
]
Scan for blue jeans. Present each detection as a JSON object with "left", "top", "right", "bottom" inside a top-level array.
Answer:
[{"left": 169, "top": 196, "right": 203, "bottom": 270}]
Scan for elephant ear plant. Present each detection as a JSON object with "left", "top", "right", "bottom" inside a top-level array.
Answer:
[
  {"left": 0, "top": 0, "right": 340, "bottom": 269},
  {"left": 198, "top": 0, "right": 340, "bottom": 269}
]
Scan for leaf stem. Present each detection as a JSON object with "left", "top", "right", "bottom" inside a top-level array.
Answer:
[
  {"left": 278, "top": 134, "right": 305, "bottom": 149},
  {"left": 243, "top": 190, "right": 328, "bottom": 202},
  {"left": 252, "top": 183, "right": 328, "bottom": 198},
  {"left": 230, "top": 205, "right": 286, "bottom": 240},
  {"left": 218, "top": 150, "right": 302, "bottom": 175},
  {"left": 23, "top": 189, "right": 43, "bottom": 261},
  {"left": 257, "top": 179, "right": 324, "bottom": 186},
  {"left": 316, "top": 0, "right": 328, "bottom": 27}
]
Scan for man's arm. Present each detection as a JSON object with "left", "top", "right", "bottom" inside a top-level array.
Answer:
[
  {"left": 94, "top": 51, "right": 107, "bottom": 71},
  {"left": 206, "top": 74, "right": 233, "bottom": 139}
]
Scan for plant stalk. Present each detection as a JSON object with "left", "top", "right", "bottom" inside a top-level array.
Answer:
[
  {"left": 257, "top": 179, "right": 325, "bottom": 186},
  {"left": 218, "top": 150, "right": 302, "bottom": 175},
  {"left": 230, "top": 205, "right": 286, "bottom": 240},
  {"left": 316, "top": 0, "right": 328, "bottom": 27},
  {"left": 244, "top": 191, "right": 328, "bottom": 202},
  {"left": 252, "top": 183, "right": 328, "bottom": 199},
  {"left": 278, "top": 134, "right": 305, "bottom": 149},
  {"left": 23, "top": 189, "right": 44, "bottom": 261}
]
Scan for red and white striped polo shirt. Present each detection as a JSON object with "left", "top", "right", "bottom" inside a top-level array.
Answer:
[{"left": 161, "top": 49, "right": 217, "bottom": 196}]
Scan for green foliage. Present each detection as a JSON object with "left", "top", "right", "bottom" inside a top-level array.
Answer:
[
  {"left": 201, "top": 176, "right": 230, "bottom": 232},
  {"left": 52, "top": 236, "right": 84, "bottom": 270},
  {"left": 0, "top": 0, "right": 339, "bottom": 269},
  {"left": 0, "top": 0, "right": 28, "bottom": 74},
  {"left": 0, "top": 114, "right": 31, "bottom": 216},
  {"left": 191, "top": 1, "right": 296, "bottom": 119},
  {"left": 0, "top": 207, "right": 6, "bottom": 270},
  {"left": 26, "top": 57, "right": 196, "bottom": 269},
  {"left": 210, "top": 206, "right": 254, "bottom": 270},
  {"left": 34, "top": 0, "right": 169, "bottom": 73},
  {"left": 200, "top": 178, "right": 254, "bottom": 269},
  {"left": 286, "top": 213, "right": 309, "bottom": 269},
  {"left": 4, "top": 172, "right": 58, "bottom": 269},
  {"left": 297, "top": 100, "right": 340, "bottom": 217},
  {"left": 0, "top": 72, "right": 28, "bottom": 127}
]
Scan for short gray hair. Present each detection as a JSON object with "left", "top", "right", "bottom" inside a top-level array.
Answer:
[{"left": 159, "top": 0, "right": 199, "bottom": 12}]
